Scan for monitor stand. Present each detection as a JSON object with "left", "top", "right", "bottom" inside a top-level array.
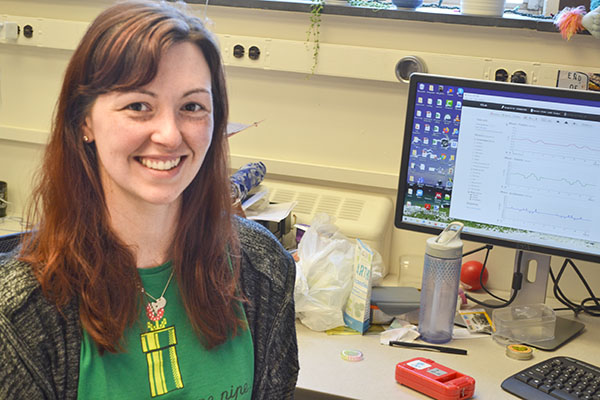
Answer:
[
  {"left": 456, "top": 250, "right": 585, "bottom": 351},
  {"left": 507, "top": 250, "right": 585, "bottom": 351}
]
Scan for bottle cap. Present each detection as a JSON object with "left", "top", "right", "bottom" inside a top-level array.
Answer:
[
  {"left": 341, "top": 349, "right": 364, "bottom": 362},
  {"left": 506, "top": 344, "right": 533, "bottom": 360},
  {"left": 426, "top": 221, "right": 464, "bottom": 259}
]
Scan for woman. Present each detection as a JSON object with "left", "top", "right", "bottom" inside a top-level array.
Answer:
[{"left": 0, "top": 1, "right": 298, "bottom": 399}]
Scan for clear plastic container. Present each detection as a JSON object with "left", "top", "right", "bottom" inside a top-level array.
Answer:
[{"left": 492, "top": 304, "right": 556, "bottom": 344}]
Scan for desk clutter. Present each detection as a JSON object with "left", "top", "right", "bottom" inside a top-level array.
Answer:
[{"left": 232, "top": 161, "right": 600, "bottom": 399}]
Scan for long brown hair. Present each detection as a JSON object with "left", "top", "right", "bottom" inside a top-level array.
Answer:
[{"left": 20, "top": 0, "right": 242, "bottom": 353}]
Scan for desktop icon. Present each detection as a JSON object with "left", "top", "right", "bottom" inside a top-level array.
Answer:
[
  {"left": 427, "top": 98, "right": 433, "bottom": 105},
  {"left": 444, "top": 114, "right": 452, "bottom": 122},
  {"left": 426, "top": 111, "right": 432, "bottom": 118},
  {"left": 435, "top": 192, "right": 442, "bottom": 199},
  {"left": 416, "top": 189, "right": 424, "bottom": 197},
  {"left": 419, "top": 83, "right": 425, "bottom": 90},
  {"left": 456, "top": 101, "right": 462, "bottom": 109},
  {"left": 415, "top": 123, "right": 420, "bottom": 130},
  {"left": 440, "top": 153, "right": 447, "bottom": 160},
  {"left": 418, "top": 97, "right": 424, "bottom": 103},
  {"left": 408, "top": 188, "right": 414, "bottom": 195},
  {"left": 429, "top": 84, "right": 434, "bottom": 91},
  {"left": 443, "top": 127, "right": 450, "bottom": 134},
  {"left": 446, "top": 100, "right": 454, "bottom": 108},
  {"left": 437, "top": 99, "right": 443, "bottom": 106},
  {"left": 433, "top": 126, "right": 440, "bottom": 133},
  {"left": 452, "top": 128, "right": 459, "bottom": 135},
  {"left": 435, "top": 112, "right": 441, "bottom": 119},
  {"left": 424, "top": 124, "right": 431, "bottom": 132},
  {"left": 444, "top": 194, "right": 451, "bottom": 200},
  {"left": 457, "top": 88, "right": 464, "bottom": 96},
  {"left": 416, "top": 110, "right": 422, "bottom": 117},
  {"left": 447, "top": 88, "right": 454, "bottom": 95},
  {"left": 409, "top": 175, "right": 415, "bottom": 182},
  {"left": 454, "top": 115, "right": 460, "bottom": 123},
  {"left": 423, "top": 137, "right": 429, "bottom": 144},
  {"left": 438, "top": 85, "right": 444, "bottom": 92},
  {"left": 424, "top": 203, "right": 431, "bottom": 210}
]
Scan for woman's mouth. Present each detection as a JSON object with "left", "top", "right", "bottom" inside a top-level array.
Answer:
[{"left": 138, "top": 156, "right": 182, "bottom": 171}]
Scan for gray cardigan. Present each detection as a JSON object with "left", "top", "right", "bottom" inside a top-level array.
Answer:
[{"left": 0, "top": 217, "right": 299, "bottom": 399}]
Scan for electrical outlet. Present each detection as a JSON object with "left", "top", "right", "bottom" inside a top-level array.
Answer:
[
  {"left": 219, "top": 35, "right": 272, "bottom": 69},
  {"left": 483, "top": 59, "right": 542, "bottom": 85}
]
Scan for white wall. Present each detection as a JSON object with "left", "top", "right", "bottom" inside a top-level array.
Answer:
[{"left": 1, "top": 0, "right": 599, "bottom": 301}]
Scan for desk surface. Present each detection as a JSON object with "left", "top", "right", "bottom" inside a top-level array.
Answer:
[
  {"left": 0, "top": 215, "right": 26, "bottom": 235},
  {"left": 295, "top": 310, "right": 600, "bottom": 399}
]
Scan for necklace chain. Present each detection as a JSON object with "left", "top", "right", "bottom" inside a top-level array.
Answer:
[{"left": 141, "top": 270, "right": 174, "bottom": 302}]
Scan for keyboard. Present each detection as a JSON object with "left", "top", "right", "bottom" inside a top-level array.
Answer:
[{"left": 501, "top": 356, "right": 600, "bottom": 399}]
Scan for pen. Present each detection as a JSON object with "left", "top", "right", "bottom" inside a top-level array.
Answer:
[{"left": 389, "top": 340, "right": 468, "bottom": 355}]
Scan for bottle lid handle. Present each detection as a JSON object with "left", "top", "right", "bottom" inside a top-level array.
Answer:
[{"left": 435, "top": 221, "right": 464, "bottom": 245}]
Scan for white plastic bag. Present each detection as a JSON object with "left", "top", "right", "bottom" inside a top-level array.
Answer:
[
  {"left": 294, "top": 214, "right": 354, "bottom": 331},
  {"left": 294, "top": 213, "right": 387, "bottom": 331}
]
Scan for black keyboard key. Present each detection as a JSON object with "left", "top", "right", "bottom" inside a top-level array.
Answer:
[
  {"left": 528, "top": 378, "right": 543, "bottom": 388},
  {"left": 539, "top": 385, "right": 553, "bottom": 393},
  {"left": 550, "top": 388, "right": 580, "bottom": 400}
]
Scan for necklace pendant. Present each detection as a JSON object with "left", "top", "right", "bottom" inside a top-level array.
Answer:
[
  {"left": 146, "top": 302, "right": 165, "bottom": 322},
  {"left": 151, "top": 296, "right": 167, "bottom": 313}
]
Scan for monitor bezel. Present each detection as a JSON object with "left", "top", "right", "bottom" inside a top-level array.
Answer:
[{"left": 394, "top": 73, "right": 600, "bottom": 264}]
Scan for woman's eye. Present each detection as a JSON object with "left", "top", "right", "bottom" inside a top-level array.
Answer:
[
  {"left": 126, "top": 102, "right": 149, "bottom": 112},
  {"left": 182, "top": 103, "right": 203, "bottom": 112}
]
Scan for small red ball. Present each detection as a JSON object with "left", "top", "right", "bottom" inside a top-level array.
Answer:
[{"left": 460, "top": 260, "right": 488, "bottom": 291}]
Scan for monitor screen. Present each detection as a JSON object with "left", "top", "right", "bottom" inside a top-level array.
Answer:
[{"left": 394, "top": 73, "right": 600, "bottom": 263}]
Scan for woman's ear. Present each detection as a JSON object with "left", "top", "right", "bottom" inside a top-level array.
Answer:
[{"left": 82, "top": 116, "right": 95, "bottom": 143}]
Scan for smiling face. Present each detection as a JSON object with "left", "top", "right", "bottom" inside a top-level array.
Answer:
[{"left": 83, "top": 41, "right": 213, "bottom": 214}]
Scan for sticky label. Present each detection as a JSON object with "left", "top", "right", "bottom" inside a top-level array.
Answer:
[{"left": 407, "top": 360, "right": 431, "bottom": 370}]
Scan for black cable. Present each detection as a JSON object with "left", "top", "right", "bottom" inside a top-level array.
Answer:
[
  {"left": 550, "top": 258, "right": 600, "bottom": 317},
  {"left": 477, "top": 245, "right": 510, "bottom": 302},
  {"left": 550, "top": 259, "right": 580, "bottom": 314},
  {"left": 462, "top": 244, "right": 508, "bottom": 303},
  {"left": 464, "top": 249, "right": 524, "bottom": 309}
]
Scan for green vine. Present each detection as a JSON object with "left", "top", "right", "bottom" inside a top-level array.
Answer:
[
  {"left": 306, "top": 0, "right": 324, "bottom": 75},
  {"left": 346, "top": 0, "right": 394, "bottom": 9}
]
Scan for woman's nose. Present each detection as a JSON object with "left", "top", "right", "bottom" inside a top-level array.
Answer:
[{"left": 151, "top": 110, "right": 182, "bottom": 149}]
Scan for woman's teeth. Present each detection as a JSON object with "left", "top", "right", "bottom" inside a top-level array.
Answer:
[{"left": 140, "top": 157, "right": 181, "bottom": 171}]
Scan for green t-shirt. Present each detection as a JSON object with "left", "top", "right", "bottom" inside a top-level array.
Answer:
[{"left": 78, "top": 261, "right": 254, "bottom": 399}]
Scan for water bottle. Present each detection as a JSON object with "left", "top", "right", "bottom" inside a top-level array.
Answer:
[{"left": 418, "top": 221, "right": 464, "bottom": 344}]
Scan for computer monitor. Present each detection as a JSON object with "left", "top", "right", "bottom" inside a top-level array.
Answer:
[{"left": 394, "top": 74, "right": 600, "bottom": 347}]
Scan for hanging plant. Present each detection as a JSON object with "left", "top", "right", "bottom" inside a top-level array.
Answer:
[
  {"left": 346, "top": 0, "right": 394, "bottom": 9},
  {"left": 306, "top": 0, "right": 324, "bottom": 75}
]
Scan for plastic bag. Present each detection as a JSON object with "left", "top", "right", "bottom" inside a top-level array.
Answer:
[
  {"left": 294, "top": 214, "right": 354, "bottom": 331},
  {"left": 294, "top": 213, "right": 385, "bottom": 331}
]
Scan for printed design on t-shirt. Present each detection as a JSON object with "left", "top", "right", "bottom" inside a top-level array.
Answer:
[{"left": 140, "top": 305, "right": 184, "bottom": 397}]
